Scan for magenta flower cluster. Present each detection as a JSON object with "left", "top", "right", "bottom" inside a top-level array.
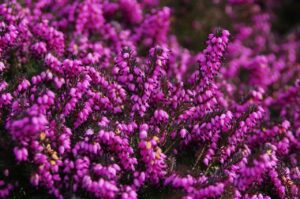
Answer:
[{"left": 0, "top": 0, "right": 299, "bottom": 198}]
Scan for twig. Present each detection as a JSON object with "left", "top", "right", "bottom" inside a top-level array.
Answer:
[{"left": 192, "top": 145, "right": 206, "bottom": 170}]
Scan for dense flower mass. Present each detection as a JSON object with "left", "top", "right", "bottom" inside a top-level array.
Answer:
[{"left": 0, "top": 0, "right": 299, "bottom": 198}]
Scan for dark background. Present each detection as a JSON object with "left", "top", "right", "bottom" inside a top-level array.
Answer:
[{"left": 161, "top": 0, "right": 300, "bottom": 52}]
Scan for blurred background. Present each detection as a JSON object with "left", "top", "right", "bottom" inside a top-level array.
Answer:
[{"left": 161, "top": 0, "right": 300, "bottom": 52}]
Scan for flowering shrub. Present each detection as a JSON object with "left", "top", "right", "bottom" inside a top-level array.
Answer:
[{"left": 0, "top": 0, "right": 299, "bottom": 198}]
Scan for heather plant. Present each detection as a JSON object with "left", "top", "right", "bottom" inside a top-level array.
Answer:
[{"left": 0, "top": 0, "right": 299, "bottom": 199}]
